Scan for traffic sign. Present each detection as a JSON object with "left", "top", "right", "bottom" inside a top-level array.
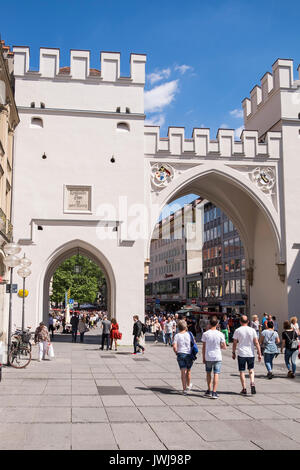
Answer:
[
  {"left": 69, "top": 298, "right": 74, "bottom": 304},
  {"left": 6, "top": 284, "right": 18, "bottom": 294}
]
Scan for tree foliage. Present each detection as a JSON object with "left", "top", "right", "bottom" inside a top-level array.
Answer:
[{"left": 50, "top": 255, "right": 106, "bottom": 304}]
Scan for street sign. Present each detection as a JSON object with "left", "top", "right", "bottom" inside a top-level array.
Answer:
[
  {"left": 6, "top": 284, "right": 18, "bottom": 294},
  {"left": 69, "top": 299, "right": 74, "bottom": 304},
  {"left": 155, "top": 299, "right": 160, "bottom": 304}
]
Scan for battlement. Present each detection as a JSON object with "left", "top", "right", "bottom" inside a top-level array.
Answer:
[
  {"left": 242, "top": 58, "right": 298, "bottom": 122},
  {"left": 144, "top": 127, "right": 281, "bottom": 159},
  {"left": 12, "top": 47, "right": 146, "bottom": 84}
]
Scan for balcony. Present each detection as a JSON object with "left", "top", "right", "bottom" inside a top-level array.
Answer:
[{"left": 0, "top": 208, "right": 13, "bottom": 242}]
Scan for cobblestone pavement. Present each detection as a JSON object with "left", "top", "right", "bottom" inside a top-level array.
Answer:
[{"left": 1, "top": 328, "right": 300, "bottom": 450}]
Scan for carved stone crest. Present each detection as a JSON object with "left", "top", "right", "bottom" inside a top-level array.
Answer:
[
  {"left": 250, "top": 167, "right": 276, "bottom": 193},
  {"left": 151, "top": 163, "right": 174, "bottom": 188}
]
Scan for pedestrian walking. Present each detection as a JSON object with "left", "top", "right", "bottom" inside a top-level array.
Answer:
[
  {"left": 290, "top": 316, "right": 300, "bottom": 336},
  {"left": 152, "top": 318, "right": 161, "bottom": 343},
  {"left": 100, "top": 315, "right": 111, "bottom": 350},
  {"left": 78, "top": 314, "right": 88, "bottom": 343},
  {"left": 202, "top": 316, "right": 226, "bottom": 399},
  {"left": 259, "top": 320, "right": 280, "bottom": 379},
  {"left": 281, "top": 320, "right": 299, "bottom": 378},
  {"left": 164, "top": 316, "right": 174, "bottom": 346},
  {"left": 173, "top": 320, "right": 194, "bottom": 395},
  {"left": 160, "top": 315, "right": 166, "bottom": 344},
  {"left": 34, "top": 322, "right": 51, "bottom": 362},
  {"left": 272, "top": 316, "right": 279, "bottom": 332},
  {"left": 232, "top": 315, "right": 262, "bottom": 395},
  {"left": 251, "top": 315, "right": 260, "bottom": 339},
  {"left": 219, "top": 314, "right": 230, "bottom": 346},
  {"left": 70, "top": 313, "right": 79, "bottom": 343},
  {"left": 48, "top": 313, "right": 55, "bottom": 340},
  {"left": 110, "top": 318, "right": 120, "bottom": 351},
  {"left": 132, "top": 315, "right": 145, "bottom": 355}
]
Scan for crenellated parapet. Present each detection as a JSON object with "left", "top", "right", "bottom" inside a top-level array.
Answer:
[
  {"left": 13, "top": 47, "right": 146, "bottom": 84},
  {"left": 242, "top": 58, "right": 297, "bottom": 123},
  {"left": 144, "top": 126, "right": 281, "bottom": 159}
]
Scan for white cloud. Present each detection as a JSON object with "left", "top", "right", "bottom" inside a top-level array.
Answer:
[
  {"left": 220, "top": 123, "right": 229, "bottom": 129},
  {"left": 147, "top": 68, "right": 171, "bottom": 85},
  {"left": 144, "top": 80, "right": 179, "bottom": 113},
  {"left": 230, "top": 109, "right": 243, "bottom": 118},
  {"left": 235, "top": 126, "right": 244, "bottom": 139},
  {"left": 175, "top": 64, "right": 193, "bottom": 75},
  {"left": 145, "top": 114, "right": 166, "bottom": 127}
]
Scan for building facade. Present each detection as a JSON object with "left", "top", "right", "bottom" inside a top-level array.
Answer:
[
  {"left": 9, "top": 46, "right": 300, "bottom": 342},
  {"left": 0, "top": 41, "right": 19, "bottom": 352},
  {"left": 202, "top": 202, "right": 246, "bottom": 314}
]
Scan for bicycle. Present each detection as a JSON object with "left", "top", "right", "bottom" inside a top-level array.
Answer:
[{"left": 8, "top": 328, "right": 34, "bottom": 369}]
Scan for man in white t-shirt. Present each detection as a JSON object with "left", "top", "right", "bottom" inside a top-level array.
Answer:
[
  {"left": 232, "top": 315, "right": 262, "bottom": 396},
  {"left": 202, "top": 316, "right": 226, "bottom": 399}
]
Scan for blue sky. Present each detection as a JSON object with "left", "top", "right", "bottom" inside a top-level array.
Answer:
[
  {"left": 2, "top": 0, "right": 300, "bottom": 140},
  {"left": 2, "top": 0, "right": 299, "bottom": 215}
]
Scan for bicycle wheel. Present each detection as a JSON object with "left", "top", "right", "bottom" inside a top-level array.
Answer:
[{"left": 9, "top": 346, "right": 31, "bottom": 368}]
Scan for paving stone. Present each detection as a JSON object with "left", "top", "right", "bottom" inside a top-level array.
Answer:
[
  {"left": 207, "top": 440, "right": 260, "bottom": 450},
  {"left": 106, "top": 407, "right": 145, "bottom": 423},
  {"left": 171, "top": 406, "right": 217, "bottom": 421},
  {"left": 130, "top": 395, "right": 165, "bottom": 407},
  {"left": 72, "top": 395, "right": 103, "bottom": 407},
  {"left": 150, "top": 422, "right": 211, "bottom": 450},
  {"left": 97, "top": 386, "right": 127, "bottom": 396},
  {"left": 252, "top": 437, "right": 300, "bottom": 450},
  {"left": 262, "top": 419, "right": 300, "bottom": 443},
  {"left": 101, "top": 395, "right": 135, "bottom": 407},
  {"left": 189, "top": 420, "right": 244, "bottom": 441},
  {"left": 111, "top": 423, "right": 166, "bottom": 450},
  {"left": 72, "top": 407, "right": 108, "bottom": 422},
  {"left": 72, "top": 423, "right": 118, "bottom": 449},
  {"left": 236, "top": 405, "right": 286, "bottom": 420},
  {"left": 138, "top": 406, "right": 183, "bottom": 422},
  {"left": 204, "top": 406, "right": 252, "bottom": 421}
]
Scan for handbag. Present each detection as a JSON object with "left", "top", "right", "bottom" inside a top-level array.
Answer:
[
  {"left": 47, "top": 342, "right": 55, "bottom": 358},
  {"left": 188, "top": 331, "right": 198, "bottom": 360},
  {"left": 117, "top": 331, "right": 122, "bottom": 340}
]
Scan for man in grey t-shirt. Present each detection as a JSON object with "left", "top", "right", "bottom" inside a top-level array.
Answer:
[{"left": 100, "top": 316, "right": 111, "bottom": 350}]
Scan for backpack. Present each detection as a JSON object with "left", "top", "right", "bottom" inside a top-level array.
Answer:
[
  {"left": 188, "top": 331, "right": 198, "bottom": 361},
  {"left": 285, "top": 330, "right": 299, "bottom": 350}
]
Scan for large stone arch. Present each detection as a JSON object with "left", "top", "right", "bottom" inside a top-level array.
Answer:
[
  {"left": 40, "top": 239, "right": 116, "bottom": 323},
  {"left": 147, "top": 163, "right": 286, "bottom": 320}
]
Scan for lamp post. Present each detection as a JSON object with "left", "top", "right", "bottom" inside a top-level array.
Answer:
[
  {"left": 3, "top": 242, "right": 21, "bottom": 365},
  {"left": 17, "top": 254, "right": 32, "bottom": 331}
]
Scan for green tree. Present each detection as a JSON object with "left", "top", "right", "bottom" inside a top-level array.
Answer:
[{"left": 50, "top": 255, "right": 105, "bottom": 305}]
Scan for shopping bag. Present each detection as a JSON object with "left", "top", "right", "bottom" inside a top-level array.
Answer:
[{"left": 47, "top": 342, "right": 55, "bottom": 358}]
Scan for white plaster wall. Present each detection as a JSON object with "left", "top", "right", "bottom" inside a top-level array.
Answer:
[{"left": 12, "top": 66, "right": 146, "bottom": 345}]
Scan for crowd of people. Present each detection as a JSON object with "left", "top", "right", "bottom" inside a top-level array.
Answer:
[
  {"left": 142, "top": 311, "right": 300, "bottom": 396},
  {"left": 39, "top": 308, "right": 300, "bottom": 397}
]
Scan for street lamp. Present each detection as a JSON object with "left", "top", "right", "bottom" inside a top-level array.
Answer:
[
  {"left": 3, "top": 242, "right": 21, "bottom": 365},
  {"left": 17, "top": 254, "right": 32, "bottom": 331}
]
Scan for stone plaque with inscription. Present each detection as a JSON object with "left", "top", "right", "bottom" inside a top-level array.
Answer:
[{"left": 65, "top": 186, "right": 91, "bottom": 212}]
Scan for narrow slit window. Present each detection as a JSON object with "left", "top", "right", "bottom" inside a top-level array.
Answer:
[
  {"left": 31, "top": 117, "right": 43, "bottom": 128},
  {"left": 116, "top": 122, "right": 130, "bottom": 132}
]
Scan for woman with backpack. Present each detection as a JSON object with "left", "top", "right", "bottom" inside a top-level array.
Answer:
[
  {"left": 281, "top": 320, "right": 299, "bottom": 378},
  {"left": 259, "top": 320, "right": 280, "bottom": 379}
]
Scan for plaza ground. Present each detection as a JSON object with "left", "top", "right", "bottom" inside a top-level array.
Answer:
[{"left": 1, "top": 328, "right": 300, "bottom": 450}]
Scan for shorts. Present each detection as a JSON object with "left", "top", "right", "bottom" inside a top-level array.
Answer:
[
  {"left": 205, "top": 361, "right": 222, "bottom": 374},
  {"left": 238, "top": 356, "right": 255, "bottom": 372},
  {"left": 177, "top": 353, "right": 193, "bottom": 370}
]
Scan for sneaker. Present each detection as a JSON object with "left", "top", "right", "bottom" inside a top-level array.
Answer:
[
  {"left": 132, "top": 353, "right": 137, "bottom": 355},
  {"left": 187, "top": 383, "right": 193, "bottom": 391},
  {"left": 251, "top": 385, "right": 256, "bottom": 395},
  {"left": 240, "top": 388, "right": 247, "bottom": 396},
  {"left": 211, "top": 392, "right": 219, "bottom": 399},
  {"left": 183, "top": 390, "right": 188, "bottom": 395},
  {"left": 287, "top": 370, "right": 293, "bottom": 378},
  {"left": 267, "top": 371, "right": 273, "bottom": 379},
  {"left": 204, "top": 390, "right": 212, "bottom": 398},
  {"left": 290, "top": 373, "right": 295, "bottom": 379}
]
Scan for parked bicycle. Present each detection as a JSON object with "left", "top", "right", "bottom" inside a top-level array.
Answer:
[{"left": 8, "top": 327, "right": 34, "bottom": 369}]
